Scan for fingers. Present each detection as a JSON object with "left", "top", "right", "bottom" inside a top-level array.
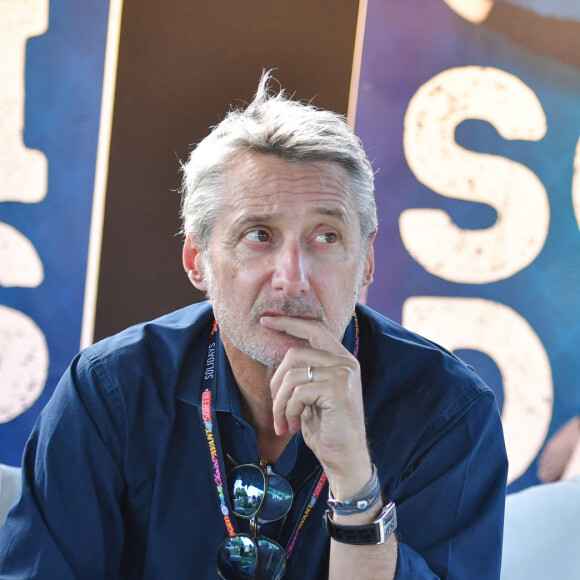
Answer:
[
  {"left": 272, "top": 363, "right": 358, "bottom": 435},
  {"left": 537, "top": 417, "right": 580, "bottom": 482},
  {"left": 261, "top": 315, "right": 357, "bottom": 401},
  {"left": 537, "top": 450, "right": 567, "bottom": 482},
  {"left": 271, "top": 364, "right": 321, "bottom": 435},
  {"left": 270, "top": 346, "right": 355, "bottom": 395},
  {"left": 260, "top": 315, "right": 349, "bottom": 355}
]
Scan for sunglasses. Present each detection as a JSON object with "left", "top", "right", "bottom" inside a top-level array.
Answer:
[{"left": 216, "top": 460, "right": 294, "bottom": 580}]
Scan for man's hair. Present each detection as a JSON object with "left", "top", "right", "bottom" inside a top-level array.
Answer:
[{"left": 180, "top": 71, "right": 377, "bottom": 253}]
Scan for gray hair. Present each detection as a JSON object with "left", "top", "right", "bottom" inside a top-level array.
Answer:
[{"left": 180, "top": 71, "right": 377, "bottom": 254}]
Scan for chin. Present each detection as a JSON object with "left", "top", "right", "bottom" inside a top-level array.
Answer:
[{"left": 241, "top": 336, "right": 308, "bottom": 369}]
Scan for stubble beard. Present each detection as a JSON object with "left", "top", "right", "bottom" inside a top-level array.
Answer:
[{"left": 203, "top": 255, "right": 365, "bottom": 369}]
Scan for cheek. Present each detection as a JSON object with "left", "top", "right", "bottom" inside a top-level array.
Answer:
[
  {"left": 236, "top": 256, "right": 275, "bottom": 283},
  {"left": 213, "top": 254, "right": 243, "bottom": 284},
  {"left": 314, "top": 271, "right": 352, "bottom": 303},
  {"left": 323, "top": 259, "right": 358, "bottom": 287},
  {"left": 331, "top": 269, "right": 361, "bottom": 306},
  {"left": 225, "top": 264, "right": 268, "bottom": 299}
]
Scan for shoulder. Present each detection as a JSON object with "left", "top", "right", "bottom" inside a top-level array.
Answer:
[
  {"left": 356, "top": 303, "right": 495, "bottom": 424},
  {"left": 357, "top": 305, "right": 505, "bottom": 484},
  {"left": 78, "top": 301, "right": 214, "bottom": 394}
]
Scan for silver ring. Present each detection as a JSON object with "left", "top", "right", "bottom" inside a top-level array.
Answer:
[{"left": 307, "top": 366, "right": 314, "bottom": 383}]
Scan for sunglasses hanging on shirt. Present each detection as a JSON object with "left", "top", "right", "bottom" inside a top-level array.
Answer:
[{"left": 216, "top": 459, "right": 293, "bottom": 580}]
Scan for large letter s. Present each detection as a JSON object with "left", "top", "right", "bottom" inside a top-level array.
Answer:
[{"left": 402, "top": 66, "right": 549, "bottom": 283}]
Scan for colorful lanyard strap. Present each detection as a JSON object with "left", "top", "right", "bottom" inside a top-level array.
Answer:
[
  {"left": 199, "top": 312, "right": 360, "bottom": 557},
  {"left": 199, "top": 320, "right": 237, "bottom": 537}
]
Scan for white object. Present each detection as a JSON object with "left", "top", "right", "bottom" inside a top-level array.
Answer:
[
  {"left": 501, "top": 476, "right": 580, "bottom": 579},
  {"left": 0, "top": 463, "right": 22, "bottom": 527}
]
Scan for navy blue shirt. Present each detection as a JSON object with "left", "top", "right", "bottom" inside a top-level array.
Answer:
[{"left": 0, "top": 302, "right": 507, "bottom": 578}]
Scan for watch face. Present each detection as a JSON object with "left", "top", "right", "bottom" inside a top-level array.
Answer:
[{"left": 377, "top": 503, "right": 397, "bottom": 544}]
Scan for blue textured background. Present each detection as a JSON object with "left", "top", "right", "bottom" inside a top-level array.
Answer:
[
  {"left": 357, "top": 0, "right": 580, "bottom": 491},
  {"left": 0, "top": 1, "right": 110, "bottom": 466}
]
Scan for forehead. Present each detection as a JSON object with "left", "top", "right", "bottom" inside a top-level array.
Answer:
[{"left": 222, "top": 153, "right": 356, "bottom": 215}]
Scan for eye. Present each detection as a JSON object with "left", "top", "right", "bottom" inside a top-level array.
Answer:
[
  {"left": 244, "top": 229, "right": 271, "bottom": 243},
  {"left": 314, "top": 232, "right": 338, "bottom": 244}
]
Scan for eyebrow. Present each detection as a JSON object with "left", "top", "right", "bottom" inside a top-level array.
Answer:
[
  {"left": 233, "top": 207, "right": 349, "bottom": 230},
  {"left": 316, "top": 206, "right": 349, "bottom": 220}
]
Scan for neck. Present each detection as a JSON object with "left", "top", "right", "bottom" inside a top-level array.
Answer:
[{"left": 221, "top": 333, "right": 293, "bottom": 463}]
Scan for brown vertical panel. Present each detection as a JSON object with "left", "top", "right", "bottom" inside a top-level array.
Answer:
[{"left": 95, "top": 0, "right": 360, "bottom": 341}]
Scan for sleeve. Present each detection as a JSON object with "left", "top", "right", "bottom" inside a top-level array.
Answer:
[
  {"left": 0, "top": 352, "right": 127, "bottom": 579},
  {"left": 392, "top": 392, "right": 508, "bottom": 579}
]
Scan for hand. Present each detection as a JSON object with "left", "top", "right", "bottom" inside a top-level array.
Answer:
[
  {"left": 537, "top": 416, "right": 580, "bottom": 482},
  {"left": 260, "top": 315, "right": 373, "bottom": 499}
]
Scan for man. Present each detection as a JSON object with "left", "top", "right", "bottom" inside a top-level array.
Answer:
[{"left": 0, "top": 73, "right": 507, "bottom": 578}]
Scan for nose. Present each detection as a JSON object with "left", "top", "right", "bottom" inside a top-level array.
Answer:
[{"left": 271, "top": 242, "right": 310, "bottom": 298}]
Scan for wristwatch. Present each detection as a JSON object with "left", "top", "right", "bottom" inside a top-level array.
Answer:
[{"left": 323, "top": 502, "right": 397, "bottom": 545}]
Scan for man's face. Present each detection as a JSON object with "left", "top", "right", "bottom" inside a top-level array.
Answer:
[{"left": 192, "top": 153, "right": 374, "bottom": 368}]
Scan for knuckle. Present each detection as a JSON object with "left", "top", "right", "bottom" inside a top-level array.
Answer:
[
  {"left": 338, "top": 365, "right": 354, "bottom": 381},
  {"left": 286, "top": 347, "right": 301, "bottom": 361}
]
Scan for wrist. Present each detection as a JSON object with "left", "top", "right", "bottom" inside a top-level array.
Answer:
[
  {"left": 326, "top": 460, "right": 373, "bottom": 501},
  {"left": 327, "top": 463, "right": 382, "bottom": 520}
]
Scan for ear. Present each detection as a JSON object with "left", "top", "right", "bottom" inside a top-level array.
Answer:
[
  {"left": 183, "top": 235, "right": 207, "bottom": 292},
  {"left": 361, "top": 230, "right": 376, "bottom": 288}
]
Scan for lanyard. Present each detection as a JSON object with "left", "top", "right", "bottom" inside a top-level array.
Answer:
[
  {"left": 198, "top": 320, "right": 237, "bottom": 537},
  {"left": 199, "top": 313, "right": 359, "bottom": 557}
]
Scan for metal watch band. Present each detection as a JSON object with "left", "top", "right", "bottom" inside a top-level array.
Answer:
[{"left": 323, "top": 502, "right": 397, "bottom": 545}]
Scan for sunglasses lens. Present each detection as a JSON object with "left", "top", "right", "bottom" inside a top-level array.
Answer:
[
  {"left": 216, "top": 535, "right": 258, "bottom": 580},
  {"left": 228, "top": 465, "right": 266, "bottom": 519},
  {"left": 256, "top": 539, "right": 286, "bottom": 580},
  {"left": 259, "top": 473, "right": 293, "bottom": 522},
  {"left": 220, "top": 464, "right": 290, "bottom": 578}
]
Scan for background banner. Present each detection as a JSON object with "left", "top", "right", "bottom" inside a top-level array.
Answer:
[
  {"left": 0, "top": 0, "right": 111, "bottom": 466},
  {"left": 0, "top": 0, "right": 358, "bottom": 467},
  {"left": 357, "top": 0, "right": 580, "bottom": 490}
]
